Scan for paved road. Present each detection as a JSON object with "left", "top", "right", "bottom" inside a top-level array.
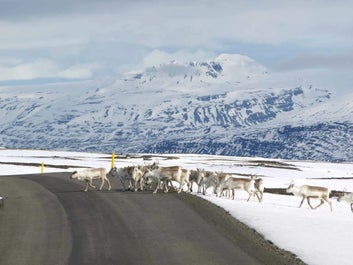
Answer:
[{"left": 0, "top": 173, "right": 305, "bottom": 265}]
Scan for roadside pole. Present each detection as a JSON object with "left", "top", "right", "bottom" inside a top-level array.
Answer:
[{"left": 111, "top": 152, "right": 115, "bottom": 169}]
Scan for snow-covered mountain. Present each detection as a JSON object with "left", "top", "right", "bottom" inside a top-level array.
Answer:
[{"left": 1, "top": 54, "right": 352, "bottom": 161}]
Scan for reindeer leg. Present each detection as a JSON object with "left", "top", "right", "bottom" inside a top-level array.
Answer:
[
  {"left": 133, "top": 180, "right": 138, "bottom": 192},
  {"left": 167, "top": 179, "right": 174, "bottom": 192},
  {"left": 350, "top": 203, "right": 353, "bottom": 213},
  {"left": 255, "top": 191, "right": 262, "bottom": 202},
  {"left": 307, "top": 197, "right": 316, "bottom": 209},
  {"left": 177, "top": 181, "right": 183, "bottom": 193},
  {"left": 88, "top": 180, "right": 95, "bottom": 189},
  {"left": 118, "top": 176, "right": 126, "bottom": 191},
  {"left": 299, "top": 196, "right": 306, "bottom": 208},
  {"left": 136, "top": 178, "right": 140, "bottom": 191},
  {"left": 213, "top": 185, "right": 218, "bottom": 196},
  {"left": 106, "top": 177, "right": 112, "bottom": 191},
  {"left": 324, "top": 198, "right": 332, "bottom": 212},
  {"left": 186, "top": 180, "right": 191, "bottom": 193},
  {"left": 89, "top": 179, "right": 96, "bottom": 189},
  {"left": 99, "top": 179, "right": 105, "bottom": 190},
  {"left": 313, "top": 199, "right": 324, "bottom": 209},
  {"left": 232, "top": 189, "right": 235, "bottom": 199},
  {"left": 197, "top": 182, "right": 202, "bottom": 192},
  {"left": 84, "top": 180, "right": 89, "bottom": 192},
  {"left": 153, "top": 180, "right": 159, "bottom": 194},
  {"left": 162, "top": 181, "right": 168, "bottom": 193},
  {"left": 197, "top": 184, "right": 201, "bottom": 193},
  {"left": 170, "top": 180, "right": 175, "bottom": 191},
  {"left": 139, "top": 179, "right": 143, "bottom": 190},
  {"left": 164, "top": 180, "right": 168, "bottom": 192},
  {"left": 177, "top": 179, "right": 183, "bottom": 193},
  {"left": 246, "top": 191, "right": 252, "bottom": 202}
]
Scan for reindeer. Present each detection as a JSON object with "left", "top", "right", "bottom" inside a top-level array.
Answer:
[
  {"left": 108, "top": 162, "right": 158, "bottom": 191},
  {"left": 70, "top": 168, "right": 111, "bottom": 192},
  {"left": 129, "top": 166, "right": 145, "bottom": 192},
  {"left": 143, "top": 166, "right": 190, "bottom": 194},
  {"left": 189, "top": 168, "right": 205, "bottom": 193},
  {"left": 108, "top": 166, "right": 134, "bottom": 191},
  {"left": 254, "top": 177, "right": 264, "bottom": 202},
  {"left": 286, "top": 182, "right": 332, "bottom": 211},
  {"left": 337, "top": 192, "right": 353, "bottom": 212},
  {"left": 216, "top": 175, "right": 260, "bottom": 202},
  {"left": 199, "top": 171, "right": 222, "bottom": 195}
]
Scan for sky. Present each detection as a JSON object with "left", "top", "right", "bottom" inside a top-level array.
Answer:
[{"left": 1, "top": 0, "right": 353, "bottom": 93}]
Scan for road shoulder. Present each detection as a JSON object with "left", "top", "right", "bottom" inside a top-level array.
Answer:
[
  {"left": 0, "top": 176, "right": 72, "bottom": 265},
  {"left": 177, "top": 192, "right": 306, "bottom": 265}
]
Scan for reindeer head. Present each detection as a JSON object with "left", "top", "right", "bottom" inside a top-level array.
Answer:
[
  {"left": 143, "top": 169, "right": 154, "bottom": 183},
  {"left": 286, "top": 181, "right": 295, "bottom": 193},
  {"left": 70, "top": 171, "right": 77, "bottom": 179},
  {"left": 107, "top": 167, "right": 117, "bottom": 177},
  {"left": 144, "top": 175, "right": 154, "bottom": 186},
  {"left": 151, "top": 161, "right": 159, "bottom": 170},
  {"left": 337, "top": 192, "right": 347, "bottom": 202}
]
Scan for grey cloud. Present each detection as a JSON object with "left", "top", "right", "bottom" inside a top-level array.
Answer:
[
  {"left": 2, "top": 0, "right": 353, "bottom": 90},
  {"left": 274, "top": 52, "right": 353, "bottom": 72},
  {"left": 0, "top": 0, "right": 125, "bottom": 21}
]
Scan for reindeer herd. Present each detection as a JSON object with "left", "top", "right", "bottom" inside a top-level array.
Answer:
[{"left": 69, "top": 162, "right": 353, "bottom": 213}]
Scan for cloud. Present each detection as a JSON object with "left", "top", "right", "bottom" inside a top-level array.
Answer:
[
  {"left": 0, "top": 59, "right": 96, "bottom": 81},
  {"left": 1, "top": 0, "right": 353, "bottom": 90},
  {"left": 274, "top": 51, "right": 353, "bottom": 72},
  {"left": 0, "top": 0, "right": 116, "bottom": 21},
  {"left": 2, "top": 1, "right": 353, "bottom": 50},
  {"left": 139, "top": 49, "right": 214, "bottom": 68},
  {"left": 58, "top": 64, "right": 96, "bottom": 79}
]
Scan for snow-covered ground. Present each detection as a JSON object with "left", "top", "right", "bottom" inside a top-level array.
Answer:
[{"left": 1, "top": 149, "right": 353, "bottom": 265}]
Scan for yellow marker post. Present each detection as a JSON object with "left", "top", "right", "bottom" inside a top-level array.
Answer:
[
  {"left": 41, "top": 162, "right": 44, "bottom": 174},
  {"left": 111, "top": 152, "right": 115, "bottom": 169}
]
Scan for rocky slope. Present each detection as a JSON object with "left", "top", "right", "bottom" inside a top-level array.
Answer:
[{"left": 0, "top": 54, "right": 352, "bottom": 161}]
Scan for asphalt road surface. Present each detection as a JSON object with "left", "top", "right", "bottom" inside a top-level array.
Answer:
[{"left": 0, "top": 173, "right": 305, "bottom": 265}]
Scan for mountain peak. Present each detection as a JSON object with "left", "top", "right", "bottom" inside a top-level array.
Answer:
[
  {"left": 213, "top": 53, "right": 268, "bottom": 79},
  {"left": 0, "top": 53, "right": 350, "bottom": 162},
  {"left": 118, "top": 53, "right": 269, "bottom": 90},
  {"left": 214, "top": 53, "right": 254, "bottom": 64}
]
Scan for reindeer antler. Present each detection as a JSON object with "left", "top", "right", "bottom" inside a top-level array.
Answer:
[{"left": 285, "top": 179, "right": 294, "bottom": 186}]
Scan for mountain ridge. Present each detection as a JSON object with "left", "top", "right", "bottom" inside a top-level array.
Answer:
[{"left": 0, "top": 53, "right": 351, "bottom": 162}]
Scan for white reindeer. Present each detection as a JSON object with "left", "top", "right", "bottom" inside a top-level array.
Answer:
[
  {"left": 108, "top": 166, "right": 145, "bottom": 191},
  {"left": 286, "top": 183, "right": 332, "bottom": 211},
  {"left": 189, "top": 168, "right": 206, "bottom": 193},
  {"left": 216, "top": 175, "right": 260, "bottom": 202},
  {"left": 143, "top": 166, "right": 190, "bottom": 194},
  {"left": 337, "top": 192, "right": 353, "bottom": 212},
  {"left": 200, "top": 171, "right": 224, "bottom": 195},
  {"left": 254, "top": 177, "right": 264, "bottom": 202},
  {"left": 108, "top": 166, "right": 131, "bottom": 191},
  {"left": 131, "top": 166, "right": 145, "bottom": 191},
  {"left": 70, "top": 168, "right": 111, "bottom": 192}
]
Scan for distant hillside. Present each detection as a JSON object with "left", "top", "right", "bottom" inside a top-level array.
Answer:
[{"left": 1, "top": 54, "right": 352, "bottom": 162}]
